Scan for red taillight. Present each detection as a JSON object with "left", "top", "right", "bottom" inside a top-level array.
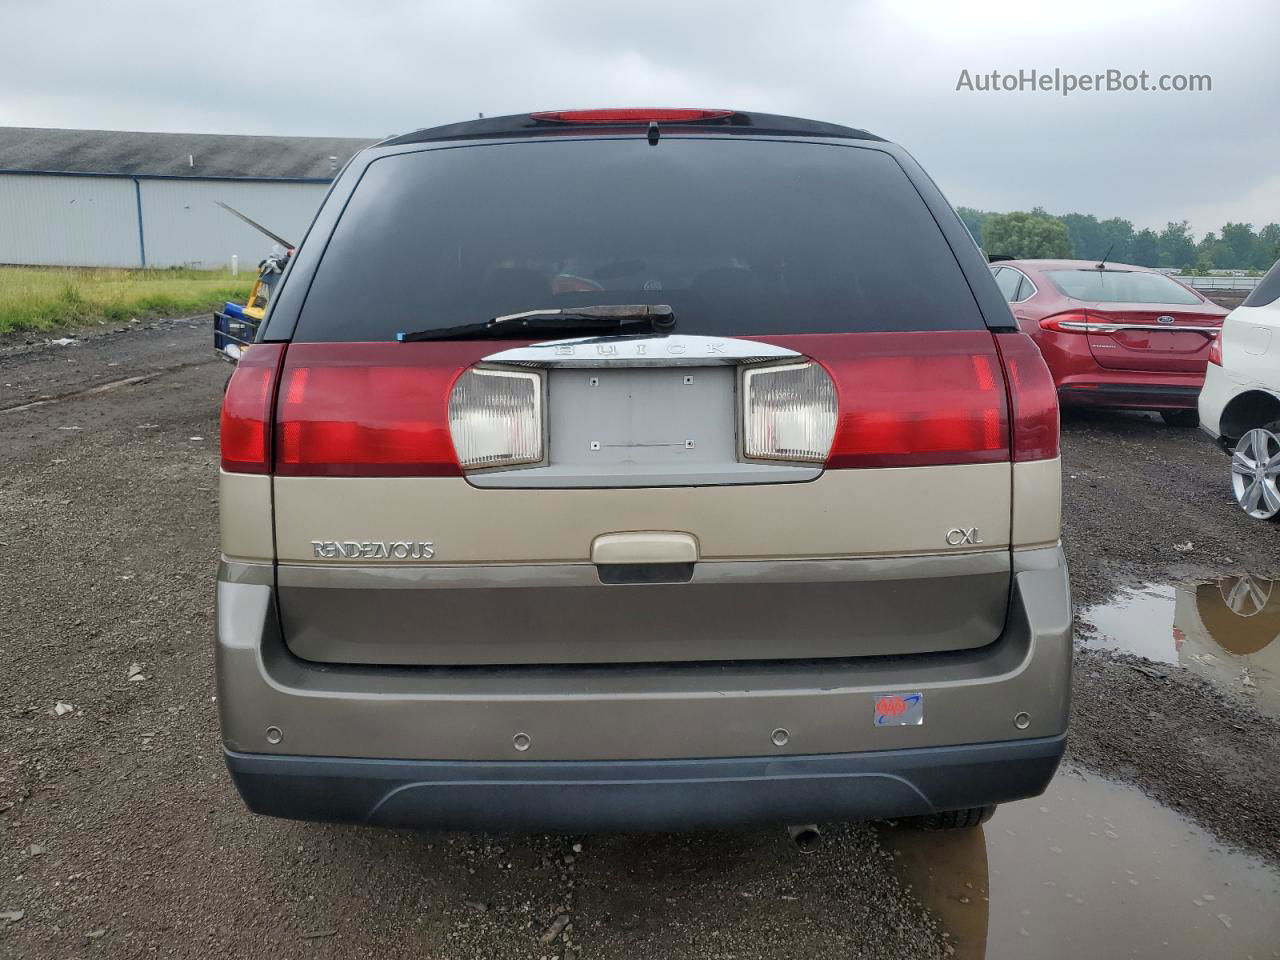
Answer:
[
  {"left": 531, "top": 108, "right": 733, "bottom": 124},
  {"left": 273, "top": 343, "right": 493, "bottom": 477},
  {"left": 1207, "top": 333, "right": 1223, "bottom": 366},
  {"left": 993, "top": 333, "right": 1060, "bottom": 461},
  {"left": 1039, "top": 312, "right": 1091, "bottom": 334},
  {"left": 762, "top": 332, "right": 1010, "bottom": 469},
  {"left": 220, "top": 343, "right": 285, "bottom": 474}
]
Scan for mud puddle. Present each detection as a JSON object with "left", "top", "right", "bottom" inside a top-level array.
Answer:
[
  {"left": 882, "top": 767, "right": 1280, "bottom": 959},
  {"left": 1080, "top": 573, "right": 1280, "bottom": 717}
]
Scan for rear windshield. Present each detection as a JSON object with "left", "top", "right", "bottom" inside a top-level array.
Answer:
[
  {"left": 293, "top": 138, "right": 983, "bottom": 341},
  {"left": 1046, "top": 269, "right": 1201, "bottom": 305}
]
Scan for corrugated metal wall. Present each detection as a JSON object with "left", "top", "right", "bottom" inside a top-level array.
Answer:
[
  {"left": 0, "top": 174, "right": 139, "bottom": 266},
  {"left": 0, "top": 173, "right": 328, "bottom": 268},
  {"left": 138, "top": 179, "right": 327, "bottom": 268}
]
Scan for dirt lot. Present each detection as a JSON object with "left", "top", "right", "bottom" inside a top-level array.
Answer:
[{"left": 1, "top": 320, "right": 1277, "bottom": 959}]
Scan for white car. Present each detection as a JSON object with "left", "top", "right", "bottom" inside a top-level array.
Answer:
[{"left": 1198, "top": 259, "right": 1280, "bottom": 519}]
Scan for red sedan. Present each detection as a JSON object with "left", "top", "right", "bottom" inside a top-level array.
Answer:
[{"left": 989, "top": 259, "right": 1227, "bottom": 426}]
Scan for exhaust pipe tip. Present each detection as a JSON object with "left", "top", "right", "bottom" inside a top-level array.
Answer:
[{"left": 786, "top": 823, "right": 822, "bottom": 853}]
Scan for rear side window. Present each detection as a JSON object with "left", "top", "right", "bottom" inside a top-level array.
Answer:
[
  {"left": 992, "top": 267, "right": 1020, "bottom": 302},
  {"left": 1243, "top": 259, "right": 1280, "bottom": 308},
  {"left": 294, "top": 138, "right": 984, "bottom": 341},
  {"left": 1045, "top": 269, "right": 1201, "bottom": 305}
]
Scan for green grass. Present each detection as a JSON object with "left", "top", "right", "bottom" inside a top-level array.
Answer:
[{"left": 0, "top": 265, "right": 256, "bottom": 335}]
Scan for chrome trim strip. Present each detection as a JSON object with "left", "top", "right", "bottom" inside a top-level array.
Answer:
[
  {"left": 275, "top": 550, "right": 1011, "bottom": 590},
  {"left": 1058, "top": 321, "right": 1220, "bottom": 333},
  {"left": 464, "top": 461, "right": 821, "bottom": 488},
  {"left": 483, "top": 334, "right": 802, "bottom": 368}
]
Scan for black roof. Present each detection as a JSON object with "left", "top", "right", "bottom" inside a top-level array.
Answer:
[
  {"left": 383, "top": 110, "right": 882, "bottom": 146},
  {"left": 0, "top": 127, "right": 377, "bottom": 180}
]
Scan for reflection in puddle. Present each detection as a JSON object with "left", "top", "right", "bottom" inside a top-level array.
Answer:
[
  {"left": 1081, "top": 574, "right": 1280, "bottom": 717},
  {"left": 882, "top": 768, "right": 1280, "bottom": 959}
]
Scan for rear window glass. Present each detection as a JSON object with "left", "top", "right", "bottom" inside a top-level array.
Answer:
[
  {"left": 294, "top": 138, "right": 983, "bottom": 341},
  {"left": 1242, "top": 258, "right": 1280, "bottom": 308},
  {"left": 1046, "top": 269, "right": 1201, "bottom": 305}
]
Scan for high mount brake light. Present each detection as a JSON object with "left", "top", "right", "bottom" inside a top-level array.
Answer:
[
  {"left": 220, "top": 343, "right": 285, "bottom": 473},
  {"left": 530, "top": 108, "right": 734, "bottom": 125}
]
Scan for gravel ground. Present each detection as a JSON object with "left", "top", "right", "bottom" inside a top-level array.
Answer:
[
  {"left": 1, "top": 320, "right": 1277, "bottom": 958},
  {"left": 1059, "top": 406, "right": 1280, "bottom": 861}
]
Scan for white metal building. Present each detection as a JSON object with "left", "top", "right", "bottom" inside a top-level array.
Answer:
[{"left": 0, "top": 127, "right": 376, "bottom": 268}]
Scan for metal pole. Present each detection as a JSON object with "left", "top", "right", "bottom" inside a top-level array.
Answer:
[{"left": 132, "top": 177, "right": 147, "bottom": 267}]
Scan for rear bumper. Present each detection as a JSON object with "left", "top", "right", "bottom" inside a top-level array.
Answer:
[
  {"left": 216, "top": 547, "right": 1071, "bottom": 828},
  {"left": 1038, "top": 330, "right": 1207, "bottom": 411},
  {"left": 1196, "top": 362, "right": 1231, "bottom": 441},
  {"left": 225, "top": 735, "right": 1065, "bottom": 830},
  {"left": 1058, "top": 381, "right": 1203, "bottom": 410}
]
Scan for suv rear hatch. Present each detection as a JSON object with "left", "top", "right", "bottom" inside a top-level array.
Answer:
[{"left": 231, "top": 131, "right": 1051, "bottom": 667}]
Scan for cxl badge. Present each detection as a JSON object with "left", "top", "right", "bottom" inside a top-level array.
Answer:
[{"left": 946, "top": 527, "right": 983, "bottom": 546}]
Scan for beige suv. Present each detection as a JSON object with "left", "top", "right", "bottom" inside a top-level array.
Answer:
[{"left": 217, "top": 109, "right": 1070, "bottom": 831}]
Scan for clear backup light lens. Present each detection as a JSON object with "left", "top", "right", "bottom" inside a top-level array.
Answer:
[
  {"left": 448, "top": 368, "right": 544, "bottom": 469},
  {"left": 742, "top": 361, "right": 837, "bottom": 462}
]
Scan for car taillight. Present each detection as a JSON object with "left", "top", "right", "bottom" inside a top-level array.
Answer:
[
  {"left": 273, "top": 343, "right": 494, "bottom": 477},
  {"left": 1039, "top": 312, "right": 1091, "bottom": 334},
  {"left": 760, "top": 332, "right": 1009, "bottom": 468},
  {"left": 741, "top": 362, "right": 837, "bottom": 462},
  {"left": 1207, "top": 333, "right": 1223, "bottom": 366},
  {"left": 449, "top": 368, "right": 544, "bottom": 468},
  {"left": 993, "top": 333, "right": 1060, "bottom": 461},
  {"left": 220, "top": 343, "right": 285, "bottom": 474}
]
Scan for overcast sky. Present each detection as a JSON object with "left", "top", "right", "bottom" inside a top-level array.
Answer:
[{"left": 2, "top": 0, "right": 1275, "bottom": 236}]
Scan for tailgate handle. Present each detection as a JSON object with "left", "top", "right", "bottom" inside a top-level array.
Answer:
[{"left": 591, "top": 532, "right": 699, "bottom": 566}]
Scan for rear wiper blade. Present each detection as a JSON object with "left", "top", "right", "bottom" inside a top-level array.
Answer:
[{"left": 396, "top": 305, "right": 675, "bottom": 343}]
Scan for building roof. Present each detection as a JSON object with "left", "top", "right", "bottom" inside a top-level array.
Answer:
[{"left": 0, "top": 127, "right": 378, "bottom": 180}]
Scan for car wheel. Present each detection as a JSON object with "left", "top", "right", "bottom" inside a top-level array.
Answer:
[
  {"left": 905, "top": 805, "right": 996, "bottom": 830},
  {"left": 1161, "top": 409, "right": 1199, "bottom": 428},
  {"left": 1230, "top": 425, "right": 1280, "bottom": 520}
]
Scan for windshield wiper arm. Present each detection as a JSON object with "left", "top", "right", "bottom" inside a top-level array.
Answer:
[{"left": 396, "top": 304, "right": 675, "bottom": 343}]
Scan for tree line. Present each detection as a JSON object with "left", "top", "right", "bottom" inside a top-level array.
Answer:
[{"left": 957, "top": 207, "right": 1280, "bottom": 274}]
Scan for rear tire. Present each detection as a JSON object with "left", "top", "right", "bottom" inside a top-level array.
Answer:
[
  {"left": 1230, "top": 423, "right": 1280, "bottom": 521},
  {"left": 905, "top": 805, "right": 996, "bottom": 830},
  {"left": 1161, "top": 409, "right": 1199, "bottom": 428}
]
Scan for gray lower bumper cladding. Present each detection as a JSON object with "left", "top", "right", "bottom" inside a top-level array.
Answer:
[
  {"left": 216, "top": 547, "right": 1072, "bottom": 828},
  {"left": 225, "top": 735, "right": 1066, "bottom": 831}
]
